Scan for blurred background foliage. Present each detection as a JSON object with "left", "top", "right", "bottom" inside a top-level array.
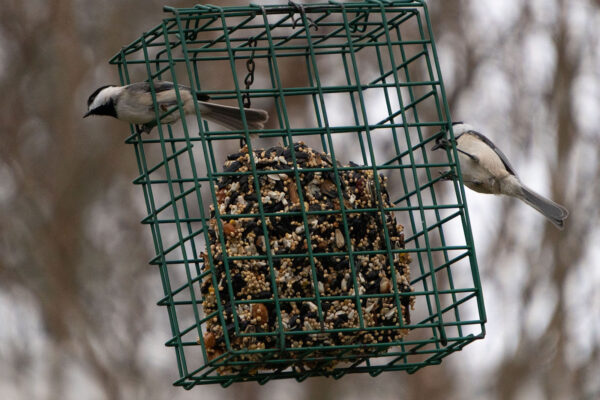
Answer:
[{"left": 0, "top": 0, "right": 599, "bottom": 399}]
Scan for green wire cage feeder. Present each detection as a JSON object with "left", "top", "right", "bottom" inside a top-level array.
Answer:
[{"left": 109, "top": 0, "right": 486, "bottom": 389}]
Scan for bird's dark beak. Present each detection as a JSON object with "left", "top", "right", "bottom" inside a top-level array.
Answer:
[{"left": 83, "top": 110, "right": 92, "bottom": 118}]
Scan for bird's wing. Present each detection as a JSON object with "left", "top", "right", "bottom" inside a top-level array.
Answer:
[
  {"left": 460, "top": 130, "right": 518, "bottom": 176},
  {"left": 153, "top": 81, "right": 210, "bottom": 101},
  {"left": 149, "top": 82, "right": 179, "bottom": 107},
  {"left": 127, "top": 81, "right": 209, "bottom": 105},
  {"left": 121, "top": 82, "right": 173, "bottom": 108},
  {"left": 152, "top": 81, "right": 176, "bottom": 92},
  {"left": 127, "top": 81, "right": 174, "bottom": 93}
]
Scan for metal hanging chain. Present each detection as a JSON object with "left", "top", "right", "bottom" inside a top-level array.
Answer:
[
  {"left": 350, "top": 11, "right": 369, "bottom": 33},
  {"left": 241, "top": 2, "right": 318, "bottom": 110},
  {"left": 289, "top": 1, "right": 318, "bottom": 31},
  {"left": 242, "top": 37, "right": 257, "bottom": 109}
]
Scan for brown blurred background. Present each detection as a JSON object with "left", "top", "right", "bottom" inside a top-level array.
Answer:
[{"left": 1, "top": 1, "right": 599, "bottom": 399}]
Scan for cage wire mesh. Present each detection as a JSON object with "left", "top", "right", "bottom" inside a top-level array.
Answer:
[{"left": 109, "top": 0, "right": 486, "bottom": 389}]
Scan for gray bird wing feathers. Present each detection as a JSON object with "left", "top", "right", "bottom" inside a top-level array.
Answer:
[
  {"left": 518, "top": 185, "right": 569, "bottom": 230},
  {"left": 198, "top": 101, "right": 269, "bottom": 131},
  {"left": 127, "top": 81, "right": 210, "bottom": 106},
  {"left": 460, "top": 130, "right": 518, "bottom": 176}
]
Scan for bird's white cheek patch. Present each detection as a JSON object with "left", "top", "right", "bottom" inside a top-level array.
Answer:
[{"left": 91, "top": 86, "right": 123, "bottom": 110}]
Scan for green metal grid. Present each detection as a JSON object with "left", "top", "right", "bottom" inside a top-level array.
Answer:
[{"left": 109, "top": 0, "right": 486, "bottom": 389}]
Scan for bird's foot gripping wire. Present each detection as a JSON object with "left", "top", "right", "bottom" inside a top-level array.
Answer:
[
  {"left": 134, "top": 124, "right": 153, "bottom": 135},
  {"left": 432, "top": 137, "right": 479, "bottom": 162},
  {"left": 438, "top": 170, "right": 458, "bottom": 181},
  {"left": 431, "top": 137, "right": 453, "bottom": 151}
]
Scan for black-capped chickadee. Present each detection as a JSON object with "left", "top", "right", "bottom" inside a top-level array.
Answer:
[
  {"left": 433, "top": 122, "right": 569, "bottom": 230},
  {"left": 84, "top": 81, "right": 269, "bottom": 134}
]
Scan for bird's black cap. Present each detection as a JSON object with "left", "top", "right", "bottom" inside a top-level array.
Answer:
[
  {"left": 86, "top": 85, "right": 115, "bottom": 107},
  {"left": 84, "top": 85, "right": 117, "bottom": 118}
]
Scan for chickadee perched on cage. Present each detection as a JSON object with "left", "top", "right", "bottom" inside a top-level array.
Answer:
[
  {"left": 84, "top": 81, "right": 269, "bottom": 134},
  {"left": 433, "top": 122, "right": 569, "bottom": 230}
]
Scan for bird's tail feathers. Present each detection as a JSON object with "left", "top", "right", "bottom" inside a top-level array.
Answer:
[
  {"left": 199, "top": 102, "right": 268, "bottom": 131},
  {"left": 518, "top": 185, "right": 569, "bottom": 230}
]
